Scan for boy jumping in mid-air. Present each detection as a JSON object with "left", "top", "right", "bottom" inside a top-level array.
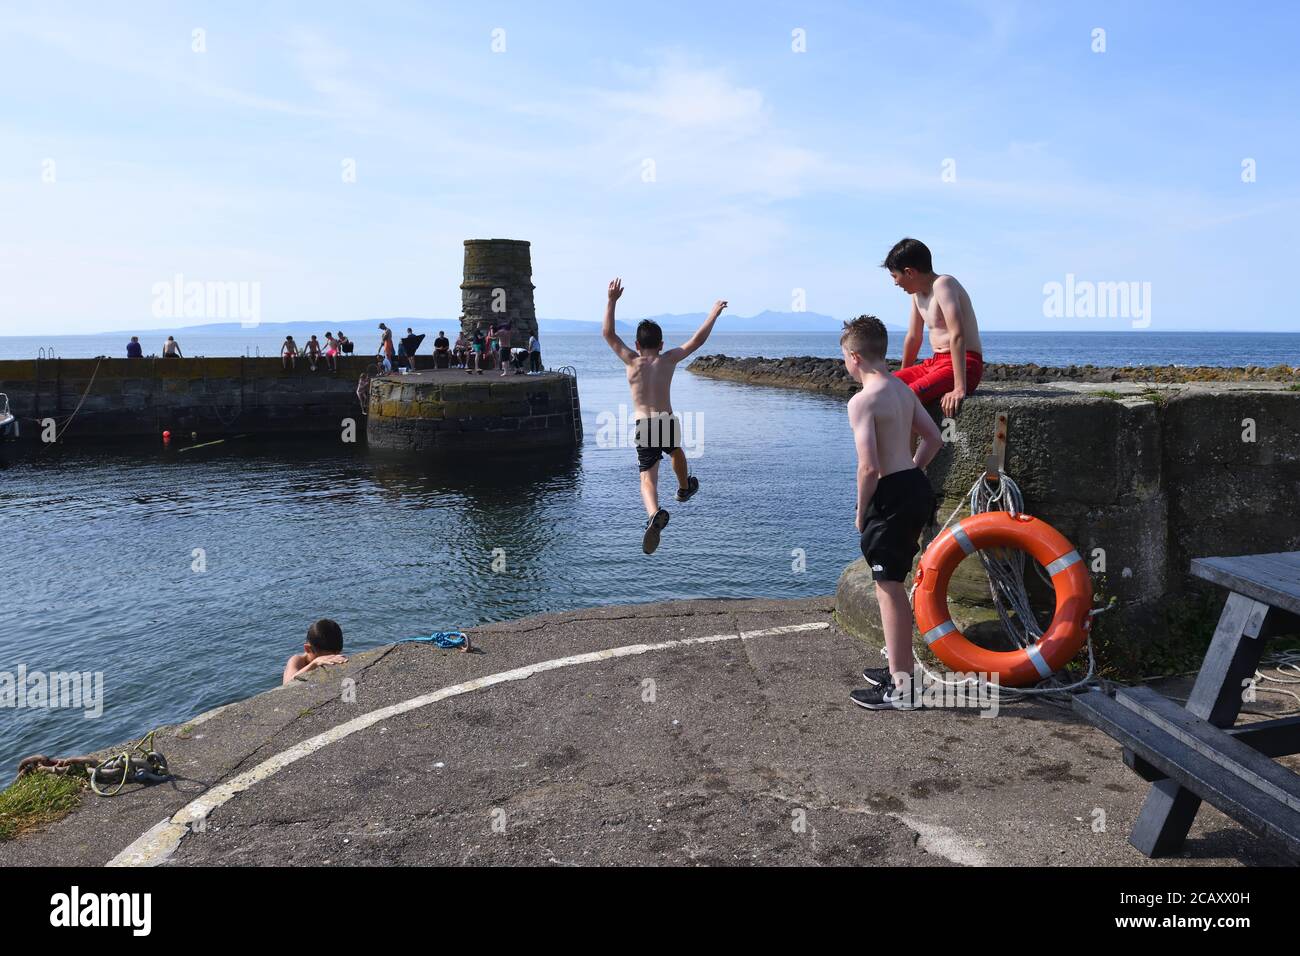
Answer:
[
  {"left": 841, "top": 315, "right": 943, "bottom": 710},
  {"left": 883, "top": 238, "right": 985, "bottom": 418},
  {"left": 602, "top": 278, "right": 726, "bottom": 554}
]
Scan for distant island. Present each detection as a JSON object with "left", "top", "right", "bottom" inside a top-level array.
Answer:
[{"left": 99, "top": 310, "right": 881, "bottom": 341}]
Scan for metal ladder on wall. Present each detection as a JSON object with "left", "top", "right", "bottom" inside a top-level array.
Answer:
[{"left": 558, "top": 365, "right": 582, "bottom": 444}]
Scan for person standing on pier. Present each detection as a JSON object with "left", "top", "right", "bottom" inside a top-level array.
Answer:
[
  {"left": 470, "top": 325, "right": 486, "bottom": 374},
  {"left": 496, "top": 323, "right": 512, "bottom": 376},
  {"left": 602, "top": 277, "right": 723, "bottom": 554},
  {"left": 378, "top": 323, "right": 396, "bottom": 371},
  {"left": 528, "top": 331, "right": 542, "bottom": 373},
  {"left": 840, "top": 314, "right": 943, "bottom": 710}
]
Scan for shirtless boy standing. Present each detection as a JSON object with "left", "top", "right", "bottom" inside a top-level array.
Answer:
[
  {"left": 841, "top": 315, "right": 943, "bottom": 710},
  {"left": 883, "top": 238, "right": 985, "bottom": 418},
  {"left": 602, "top": 278, "right": 725, "bottom": 554}
]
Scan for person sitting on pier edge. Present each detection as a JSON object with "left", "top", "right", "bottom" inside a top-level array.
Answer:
[
  {"left": 126, "top": 336, "right": 143, "bottom": 358},
  {"left": 883, "top": 237, "right": 984, "bottom": 418},
  {"left": 305, "top": 334, "right": 322, "bottom": 372},
  {"left": 281, "top": 335, "right": 298, "bottom": 370},
  {"left": 282, "top": 618, "right": 349, "bottom": 684},
  {"left": 453, "top": 330, "right": 467, "bottom": 368},
  {"left": 323, "top": 332, "right": 340, "bottom": 372},
  {"left": 337, "top": 330, "right": 354, "bottom": 354},
  {"left": 528, "top": 332, "right": 542, "bottom": 373},
  {"left": 434, "top": 329, "right": 450, "bottom": 368},
  {"left": 163, "top": 336, "right": 183, "bottom": 358}
]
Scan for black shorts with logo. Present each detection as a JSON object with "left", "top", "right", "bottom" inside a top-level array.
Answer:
[
  {"left": 859, "top": 468, "right": 937, "bottom": 583},
  {"left": 635, "top": 415, "right": 681, "bottom": 472}
]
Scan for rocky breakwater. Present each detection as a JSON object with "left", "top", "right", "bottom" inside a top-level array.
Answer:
[{"left": 688, "top": 353, "right": 1299, "bottom": 396}]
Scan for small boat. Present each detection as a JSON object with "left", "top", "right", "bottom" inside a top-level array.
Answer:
[{"left": 0, "top": 393, "right": 18, "bottom": 440}]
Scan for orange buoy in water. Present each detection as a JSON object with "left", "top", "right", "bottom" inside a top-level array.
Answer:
[{"left": 912, "top": 511, "right": 1092, "bottom": 687}]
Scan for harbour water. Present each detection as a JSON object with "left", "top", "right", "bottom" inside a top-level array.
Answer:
[{"left": 0, "top": 330, "right": 1296, "bottom": 779}]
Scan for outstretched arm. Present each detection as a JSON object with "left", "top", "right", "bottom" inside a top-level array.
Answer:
[
  {"left": 602, "top": 278, "right": 637, "bottom": 365},
  {"left": 663, "top": 299, "right": 727, "bottom": 362}
]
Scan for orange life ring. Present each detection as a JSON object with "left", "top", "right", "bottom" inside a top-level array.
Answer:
[{"left": 912, "top": 511, "right": 1092, "bottom": 688}]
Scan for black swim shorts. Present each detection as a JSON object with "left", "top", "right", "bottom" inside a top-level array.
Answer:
[
  {"left": 859, "top": 467, "right": 937, "bottom": 583},
  {"left": 635, "top": 415, "right": 681, "bottom": 472}
]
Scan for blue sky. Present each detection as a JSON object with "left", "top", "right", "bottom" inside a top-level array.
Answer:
[{"left": 1, "top": 0, "right": 1297, "bottom": 335}]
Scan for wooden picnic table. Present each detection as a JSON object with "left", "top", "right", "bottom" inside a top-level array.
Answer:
[{"left": 1075, "top": 551, "right": 1300, "bottom": 859}]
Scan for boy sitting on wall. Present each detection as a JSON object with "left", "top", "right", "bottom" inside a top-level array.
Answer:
[{"left": 883, "top": 238, "right": 985, "bottom": 418}]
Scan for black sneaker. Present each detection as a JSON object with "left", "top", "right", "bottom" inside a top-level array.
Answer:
[
  {"left": 675, "top": 475, "right": 700, "bottom": 502},
  {"left": 642, "top": 508, "right": 670, "bottom": 554},
  {"left": 861, "top": 666, "right": 891, "bottom": 686},
  {"left": 850, "top": 678, "right": 922, "bottom": 711}
]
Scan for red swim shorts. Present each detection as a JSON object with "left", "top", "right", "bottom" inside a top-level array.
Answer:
[{"left": 894, "top": 351, "right": 983, "bottom": 404}]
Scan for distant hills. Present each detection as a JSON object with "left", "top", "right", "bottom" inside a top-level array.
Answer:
[{"left": 100, "top": 310, "right": 863, "bottom": 340}]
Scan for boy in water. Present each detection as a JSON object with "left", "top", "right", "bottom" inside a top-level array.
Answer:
[
  {"left": 883, "top": 238, "right": 985, "bottom": 418},
  {"left": 841, "top": 315, "right": 943, "bottom": 710},
  {"left": 602, "top": 278, "right": 725, "bottom": 554},
  {"left": 282, "top": 618, "right": 349, "bottom": 684}
]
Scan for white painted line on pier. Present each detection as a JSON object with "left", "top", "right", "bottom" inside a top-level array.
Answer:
[{"left": 107, "top": 621, "right": 830, "bottom": 867}]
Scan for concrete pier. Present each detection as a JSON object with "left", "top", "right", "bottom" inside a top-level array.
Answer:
[
  {"left": 0, "top": 596, "right": 1288, "bottom": 867},
  {"left": 366, "top": 368, "right": 580, "bottom": 452}
]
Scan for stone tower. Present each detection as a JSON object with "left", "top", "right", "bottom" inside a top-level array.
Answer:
[{"left": 459, "top": 239, "right": 537, "bottom": 343}]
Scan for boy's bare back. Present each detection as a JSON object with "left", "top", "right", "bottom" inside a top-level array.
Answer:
[
  {"left": 625, "top": 353, "right": 680, "bottom": 418},
  {"left": 849, "top": 372, "right": 934, "bottom": 477}
]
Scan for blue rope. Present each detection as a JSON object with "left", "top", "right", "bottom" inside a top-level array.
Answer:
[{"left": 398, "top": 630, "right": 467, "bottom": 649}]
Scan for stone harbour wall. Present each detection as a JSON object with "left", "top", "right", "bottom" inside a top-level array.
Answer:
[
  {"left": 366, "top": 371, "right": 578, "bottom": 452},
  {"left": 688, "top": 354, "right": 1300, "bottom": 654},
  {"left": 0, "top": 356, "right": 375, "bottom": 441}
]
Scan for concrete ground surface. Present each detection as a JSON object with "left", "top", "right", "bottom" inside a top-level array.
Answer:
[{"left": 1, "top": 597, "right": 1291, "bottom": 867}]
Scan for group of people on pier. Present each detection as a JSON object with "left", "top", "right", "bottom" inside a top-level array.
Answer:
[
  {"left": 280, "top": 330, "right": 356, "bottom": 372},
  {"left": 449, "top": 323, "right": 543, "bottom": 375}
]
